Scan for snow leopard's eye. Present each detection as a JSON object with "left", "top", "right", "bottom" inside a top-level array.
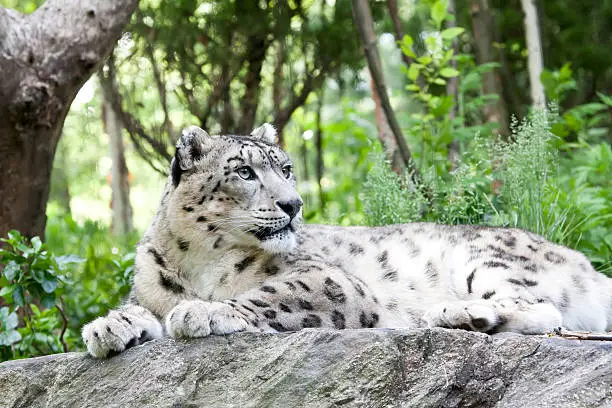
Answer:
[
  {"left": 281, "top": 165, "right": 292, "bottom": 179},
  {"left": 236, "top": 166, "right": 256, "bottom": 180}
]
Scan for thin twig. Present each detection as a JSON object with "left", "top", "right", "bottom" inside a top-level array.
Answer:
[
  {"left": 551, "top": 327, "right": 612, "bottom": 342},
  {"left": 56, "top": 298, "right": 69, "bottom": 352}
]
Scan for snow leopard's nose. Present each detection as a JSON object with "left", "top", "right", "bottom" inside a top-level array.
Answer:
[{"left": 276, "top": 199, "right": 303, "bottom": 220}]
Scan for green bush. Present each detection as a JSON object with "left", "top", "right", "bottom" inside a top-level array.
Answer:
[
  {"left": 0, "top": 230, "right": 79, "bottom": 360},
  {"left": 0, "top": 217, "right": 137, "bottom": 362},
  {"left": 45, "top": 215, "right": 138, "bottom": 345}
]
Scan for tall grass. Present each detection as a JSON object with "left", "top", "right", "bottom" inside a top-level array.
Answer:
[{"left": 363, "top": 109, "right": 611, "bottom": 274}]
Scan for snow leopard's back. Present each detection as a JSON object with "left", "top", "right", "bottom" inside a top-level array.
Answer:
[{"left": 296, "top": 223, "right": 612, "bottom": 332}]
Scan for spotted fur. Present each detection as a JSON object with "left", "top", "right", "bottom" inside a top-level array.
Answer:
[{"left": 82, "top": 123, "right": 612, "bottom": 358}]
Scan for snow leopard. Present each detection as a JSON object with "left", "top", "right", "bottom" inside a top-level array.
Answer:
[{"left": 82, "top": 123, "right": 612, "bottom": 358}]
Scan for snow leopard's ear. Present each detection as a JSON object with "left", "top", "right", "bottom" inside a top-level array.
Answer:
[
  {"left": 250, "top": 123, "right": 278, "bottom": 144},
  {"left": 171, "top": 126, "right": 212, "bottom": 186}
]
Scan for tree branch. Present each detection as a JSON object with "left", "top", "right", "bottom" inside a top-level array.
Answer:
[
  {"left": 99, "top": 56, "right": 172, "bottom": 175},
  {"left": 351, "top": 0, "right": 420, "bottom": 183},
  {"left": 387, "top": 0, "right": 413, "bottom": 67},
  {"left": 56, "top": 299, "right": 69, "bottom": 353},
  {"left": 144, "top": 41, "right": 174, "bottom": 146},
  {"left": 273, "top": 70, "right": 326, "bottom": 145},
  {"left": 552, "top": 327, "right": 612, "bottom": 342}
]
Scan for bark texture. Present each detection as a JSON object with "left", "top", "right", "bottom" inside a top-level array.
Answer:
[
  {"left": 370, "top": 75, "right": 402, "bottom": 173},
  {"left": 446, "top": 0, "right": 460, "bottom": 168},
  {"left": 0, "top": 0, "right": 138, "bottom": 239},
  {"left": 470, "top": 0, "right": 510, "bottom": 137},
  {"left": 102, "top": 95, "right": 134, "bottom": 236},
  {"left": 520, "top": 0, "right": 546, "bottom": 108},
  {"left": 352, "top": 0, "right": 418, "bottom": 181},
  {"left": 0, "top": 329, "right": 610, "bottom": 408}
]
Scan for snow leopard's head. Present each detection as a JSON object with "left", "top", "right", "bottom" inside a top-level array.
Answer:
[{"left": 166, "top": 124, "right": 303, "bottom": 254}]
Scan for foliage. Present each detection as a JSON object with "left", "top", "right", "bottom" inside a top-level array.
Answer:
[
  {"left": 364, "top": 108, "right": 611, "bottom": 275},
  {"left": 45, "top": 214, "right": 137, "bottom": 340},
  {"left": 542, "top": 63, "right": 612, "bottom": 142},
  {"left": 0, "top": 217, "right": 137, "bottom": 361},
  {"left": 109, "top": 0, "right": 374, "bottom": 172},
  {"left": 398, "top": 0, "right": 499, "bottom": 173},
  {"left": 0, "top": 230, "right": 79, "bottom": 360}
]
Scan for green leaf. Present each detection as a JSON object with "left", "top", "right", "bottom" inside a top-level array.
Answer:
[
  {"left": 12, "top": 285, "right": 24, "bottom": 307},
  {"left": 401, "top": 34, "right": 413, "bottom": 48},
  {"left": 0, "top": 307, "right": 19, "bottom": 330},
  {"left": 7, "top": 230, "right": 21, "bottom": 242},
  {"left": 433, "top": 78, "right": 447, "bottom": 85},
  {"left": 405, "top": 84, "right": 421, "bottom": 92},
  {"left": 40, "top": 293, "right": 56, "bottom": 309},
  {"left": 5, "top": 310, "right": 18, "bottom": 330},
  {"left": 41, "top": 276, "right": 58, "bottom": 293},
  {"left": 3, "top": 260, "right": 20, "bottom": 281},
  {"left": 417, "top": 56, "right": 432, "bottom": 65},
  {"left": 408, "top": 64, "right": 421, "bottom": 81},
  {"left": 32, "top": 268, "right": 45, "bottom": 283},
  {"left": 443, "top": 48, "right": 454, "bottom": 62},
  {"left": 440, "top": 67, "right": 460, "bottom": 78},
  {"left": 0, "top": 330, "right": 21, "bottom": 346},
  {"left": 399, "top": 35, "right": 416, "bottom": 58},
  {"left": 55, "top": 254, "right": 85, "bottom": 269},
  {"left": 431, "top": 0, "right": 447, "bottom": 28},
  {"left": 31, "top": 236, "right": 43, "bottom": 252},
  {"left": 558, "top": 62, "right": 573, "bottom": 81},
  {"left": 441, "top": 27, "right": 464, "bottom": 40},
  {"left": 597, "top": 92, "right": 612, "bottom": 107},
  {"left": 0, "top": 284, "right": 15, "bottom": 298}
]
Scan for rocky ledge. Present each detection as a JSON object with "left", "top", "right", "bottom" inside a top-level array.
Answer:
[{"left": 0, "top": 328, "right": 611, "bottom": 408}]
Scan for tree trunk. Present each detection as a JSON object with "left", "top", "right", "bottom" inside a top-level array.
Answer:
[
  {"left": 102, "top": 81, "right": 134, "bottom": 236},
  {"left": 237, "top": 36, "right": 269, "bottom": 134},
  {"left": 470, "top": 0, "right": 510, "bottom": 137},
  {"left": 315, "top": 93, "right": 325, "bottom": 213},
  {"left": 370, "top": 76, "right": 402, "bottom": 173},
  {"left": 0, "top": 0, "right": 137, "bottom": 240},
  {"left": 272, "top": 40, "right": 285, "bottom": 143},
  {"left": 446, "top": 0, "right": 460, "bottom": 168},
  {"left": 520, "top": 0, "right": 546, "bottom": 108},
  {"left": 352, "top": 0, "right": 419, "bottom": 183},
  {"left": 49, "top": 141, "right": 73, "bottom": 215}
]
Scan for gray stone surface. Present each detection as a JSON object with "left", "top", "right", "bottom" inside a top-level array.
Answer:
[{"left": 0, "top": 328, "right": 611, "bottom": 408}]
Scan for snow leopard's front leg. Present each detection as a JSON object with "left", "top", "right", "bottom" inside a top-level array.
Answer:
[
  {"left": 166, "top": 267, "right": 382, "bottom": 337},
  {"left": 82, "top": 304, "right": 163, "bottom": 358},
  {"left": 423, "top": 297, "right": 563, "bottom": 334},
  {"left": 82, "top": 244, "right": 190, "bottom": 357}
]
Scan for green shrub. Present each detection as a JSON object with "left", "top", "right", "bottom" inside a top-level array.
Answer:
[
  {"left": 0, "top": 216, "right": 137, "bottom": 361},
  {"left": 45, "top": 215, "right": 137, "bottom": 344},
  {"left": 0, "top": 230, "right": 80, "bottom": 360}
]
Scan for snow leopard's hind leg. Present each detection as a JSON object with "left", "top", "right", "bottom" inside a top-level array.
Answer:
[
  {"left": 82, "top": 304, "right": 163, "bottom": 358},
  {"left": 423, "top": 298, "right": 563, "bottom": 334}
]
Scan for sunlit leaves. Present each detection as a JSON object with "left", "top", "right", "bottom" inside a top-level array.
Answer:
[
  {"left": 440, "top": 67, "right": 459, "bottom": 78},
  {"left": 431, "top": 0, "right": 448, "bottom": 29},
  {"left": 441, "top": 27, "right": 464, "bottom": 40}
]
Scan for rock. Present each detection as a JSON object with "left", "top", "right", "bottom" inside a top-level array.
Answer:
[{"left": 0, "top": 328, "right": 611, "bottom": 407}]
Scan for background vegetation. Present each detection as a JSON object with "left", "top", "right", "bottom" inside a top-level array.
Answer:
[{"left": 0, "top": 0, "right": 610, "bottom": 361}]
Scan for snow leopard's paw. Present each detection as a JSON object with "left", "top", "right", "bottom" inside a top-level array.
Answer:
[
  {"left": 82, "top": 305, "right": 163, "bottom": 358},
  {"left": 424, "top": 300, "right": 500, "bottom": 332},
  {"left": 165, "top": 299, "right": 250, "bottom": 338}
]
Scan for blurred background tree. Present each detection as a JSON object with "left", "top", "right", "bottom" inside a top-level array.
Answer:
[{"left": 0, "top": 0, "right": 610, "bottom": 360}]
